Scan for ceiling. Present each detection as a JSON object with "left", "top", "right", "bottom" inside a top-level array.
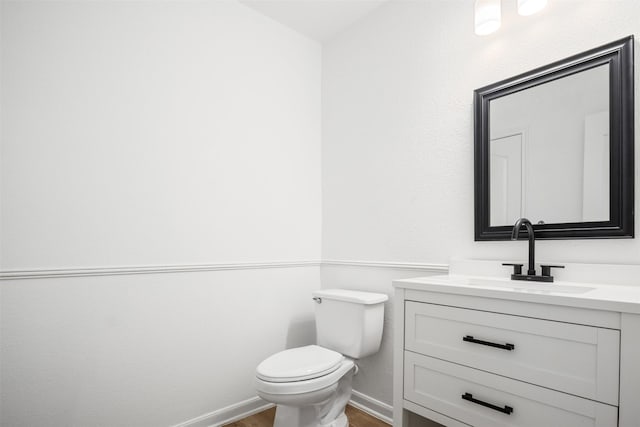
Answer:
[{"left": 239, "top": 0, "right": 389, "bottom": 43}]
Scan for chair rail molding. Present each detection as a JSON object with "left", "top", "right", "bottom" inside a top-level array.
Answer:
[
  {"left": 322, "top": 259, "right": 449, "bottom": 272},
  {"left": 0, "top": 260, "right": 322, "bottom": 280},
  {"left": 1, "top": 259, "right": 449, "bottom": 280}
]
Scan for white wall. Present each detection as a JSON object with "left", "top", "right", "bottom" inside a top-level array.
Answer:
[
  {"left": 1, "top": 268, "right": 319, "bottom": 427},
  {"left": 0, "top": 1, "right": 321, "bottom": 425},
  {"left": 4, "top": 0, "right": 640, "bottom": 424},
  {"left": 323, "top": 0, "right": 640, "bottom": 267},
  {"left": 1, "top": 0, "right": 321, "bottom": 269},
  {"left": 322, "top": 0, "right": 640, "bottom": 410}
]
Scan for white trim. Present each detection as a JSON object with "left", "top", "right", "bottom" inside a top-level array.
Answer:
[
  {"left": 323, "top": 259, "right": 449, "bottom": 272},
  {"left": 172, "top": 392, "right": 391, "bottom": 427},
  {"left": 349, "top": 390, "right": 393, "bottom": 424},
  {"left": 171, "top": 396, "right": 274, "bottom": 427},
  {"left": 0, "top": 260, "right": 321, "bottom": 280},
  {"left": 0, "top": 259, "right": 447, "bottom": 280}
]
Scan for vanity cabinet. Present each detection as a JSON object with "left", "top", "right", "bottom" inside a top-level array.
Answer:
[
  {"left": 393, "top": 274, "right": 640, "bottom": 427},
  {"left": 405, "top": 302, "right": 619, "bottom": 406}
]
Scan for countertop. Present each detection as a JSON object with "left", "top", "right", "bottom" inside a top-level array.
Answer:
[{"left": 394, "top": 266, "right": 640, "bottom": 314}]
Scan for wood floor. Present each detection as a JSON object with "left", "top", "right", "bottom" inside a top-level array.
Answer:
[{"left": 223, "top": 404, "right": 390, "bottom": 427}]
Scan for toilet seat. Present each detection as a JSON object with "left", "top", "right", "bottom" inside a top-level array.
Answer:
[
  {"left": 256, "top": 358, "right": 355, "bottom": 396},
  {"left": 256, "top": 345, "right": 344, "bottom": 383}
]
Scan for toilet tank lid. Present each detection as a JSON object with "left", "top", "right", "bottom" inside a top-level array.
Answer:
[{"left": 312, "top": 289, "right": 388, "bottom": 305}]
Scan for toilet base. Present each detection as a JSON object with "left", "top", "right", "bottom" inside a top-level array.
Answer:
[
  {"left": 268, "top": 363, "right": 355, "bottom": 427},
  {"left": 273, "top": 406, "right": 348, "bottom": 427},
  {"left": 320, "top": 412, "right": 348, "bottom": 427}
]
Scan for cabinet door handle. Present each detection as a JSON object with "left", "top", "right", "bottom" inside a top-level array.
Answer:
[
  {"left": 463, "top": 335, "right": 515, "bottom": 351},
  {"left": 461, "top": 392, "right": 513, "bottom": 415}
]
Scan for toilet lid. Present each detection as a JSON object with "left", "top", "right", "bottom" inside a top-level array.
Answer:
[{"left": 256, "top": 345, "right": 344, "bottom": 383}]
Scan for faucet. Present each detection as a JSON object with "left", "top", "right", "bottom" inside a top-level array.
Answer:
[
  {"left": 503, "top": 217, "right": 564, "bottom": 282},
  {"left": 511, "top": 218, "right": 536, "bottom": 276}
]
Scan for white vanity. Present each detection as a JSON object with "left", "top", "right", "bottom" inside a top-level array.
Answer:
[{"left": 393, "top": 260, "right": 640, "bottom": 427}]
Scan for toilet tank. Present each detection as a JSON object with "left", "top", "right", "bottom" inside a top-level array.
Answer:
[{"left": 312, "top": 289, "right": 388, "bottom": 359}]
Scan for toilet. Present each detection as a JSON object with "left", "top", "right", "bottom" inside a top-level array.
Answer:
[{"left": 255, "top": 289, "right": 388, "bottom": 427}]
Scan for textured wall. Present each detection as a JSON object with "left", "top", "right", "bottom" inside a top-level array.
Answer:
[
  {"left": 323, "top": 0, "right": 640, "bottom": 267},
  {"left": 322, "top": 0, "right": 640, "bottom": 409}
]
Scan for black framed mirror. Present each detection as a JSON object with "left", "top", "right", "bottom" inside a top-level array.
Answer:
[{"left": 474, "top": 36, "right": 634, "bottom": 240}]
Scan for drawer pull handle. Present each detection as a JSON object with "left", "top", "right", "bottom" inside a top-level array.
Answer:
[
  {"left": 463, "top": 335, "right": 515, "bottom": 351},
  {"left": 461, "top": 392, "right": 514, "bottom": 415}
]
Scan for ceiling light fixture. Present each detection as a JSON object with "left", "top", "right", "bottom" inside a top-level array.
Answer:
[
  {"left": 474, "top": 0, "right": 501, "bottom": 36},
  {"left": 517, "top": 0, "right": 548, "bottom": 16}
]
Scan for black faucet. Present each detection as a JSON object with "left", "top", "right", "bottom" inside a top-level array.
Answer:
[
  {"left": 511, "top": 218, "right": 536, "bottom": 276},
  {"left": 503, "top": 217, "right": 564, "bottom": 283}
]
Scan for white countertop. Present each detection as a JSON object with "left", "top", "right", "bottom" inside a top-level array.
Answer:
[{"left": 393, "top": 259, "right": 640, "bottom": 314}]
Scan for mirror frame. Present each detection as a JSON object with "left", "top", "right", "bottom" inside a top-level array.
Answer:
[{"left": 474, "top": 36, "right": 634, "bottom": 241}]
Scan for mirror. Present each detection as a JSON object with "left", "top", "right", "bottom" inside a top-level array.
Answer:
[{"left": 474, "top": 36, "right": 634, "bottom": 240}]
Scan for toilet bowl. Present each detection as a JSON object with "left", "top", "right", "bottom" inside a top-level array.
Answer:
[
  {"left": 255, "top": 289, "right": 388, "bottom": 427},
  {"left": 255, "top": 345, "right": 356, "bottom": 427}
]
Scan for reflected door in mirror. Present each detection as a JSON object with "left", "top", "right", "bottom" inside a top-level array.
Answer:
[
  {"left": 490, "top": 133, "right": 524, "bottom": 226},
  {"left": 583, "top": 111, "right": 610, "bottom": 221}
]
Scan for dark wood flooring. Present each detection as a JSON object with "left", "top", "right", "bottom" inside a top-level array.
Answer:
[{"left": 223, "top": 404, "right": 390, "bottom": 427}]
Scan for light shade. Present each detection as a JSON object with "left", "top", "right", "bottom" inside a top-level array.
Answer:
[
  {"left": 475, "top": 0, "right": 501, "bottom": 36},
  {"left": 517, "top": 0, "right": 548, "bottom": 16}
]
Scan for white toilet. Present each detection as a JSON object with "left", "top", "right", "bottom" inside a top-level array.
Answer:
[{"left": 255, "top": 289, "right": 388, "bottom": 427}]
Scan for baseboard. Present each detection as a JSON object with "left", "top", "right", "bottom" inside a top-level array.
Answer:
[
  {"left": 173, "top": 391, "right": 392, "bottom": 427},
  {"left": 171, "top": 396, "right": 274, "bottom": 427},
  {"left": 349, "top": 390, "right": 393, "bottom": 424}
]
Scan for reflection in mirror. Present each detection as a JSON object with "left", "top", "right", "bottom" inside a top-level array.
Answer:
[{"left": 489, "top": 65, "right": 610, "bottom": 226}]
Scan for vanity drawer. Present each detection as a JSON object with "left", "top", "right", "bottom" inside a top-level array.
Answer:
[
  {"left": 405, "top": 301, "right": 620, "bottom": 405},
  {"left": 404, "top": 351, "right": 618, "bottom": 427}
]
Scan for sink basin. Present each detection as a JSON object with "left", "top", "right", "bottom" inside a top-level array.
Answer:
[{"left": 457, "top": 277, "right": 594, "bottom": 295}]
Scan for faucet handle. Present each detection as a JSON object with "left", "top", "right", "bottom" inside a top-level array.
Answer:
[
  {"left": 502, "top": 263, "right": 523, "bottom": 275},
  {"left": 540, "top": 264, "right": 565, "bottom": 277}
]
